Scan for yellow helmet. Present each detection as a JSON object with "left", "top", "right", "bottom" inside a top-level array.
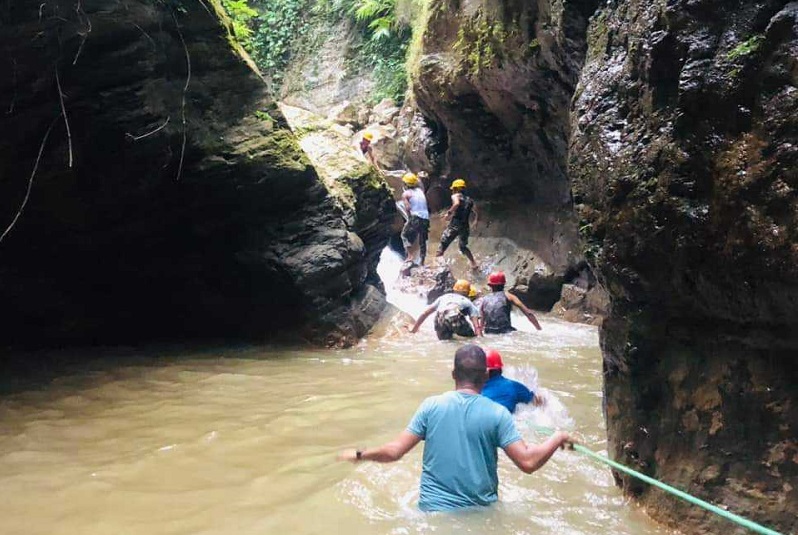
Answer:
[
  {"left": 363, "top": 132, "right": 374, "bottom": 140},
  {"left": 402, "top": 172, "right": 419, "bottom": 187},
  {"left": 450, "top": 178, "right": 466, "bottom": 190},
  {"left": 453, "top": 279, "right": 471, "bottom": 295},
  {"left": 468, "top": 287, "right": 478, "bottom": 299}
]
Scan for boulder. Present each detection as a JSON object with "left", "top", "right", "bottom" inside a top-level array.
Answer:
[
  {"left": 370, "top": 98, "right": 401, "bottom": 124},
  {"left": 327, "top": 100, "right": 359, "bottom": 126},
  {"left": 427, "top": 268, "right": 456, "bottom": 304},
  {"left": 0, "top": 1, "right": 391, "bottom": 348}
]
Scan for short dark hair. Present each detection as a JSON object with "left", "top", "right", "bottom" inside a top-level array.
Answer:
[
  {"left": 489, "top": 284, "right": 505, "bottom": 291},
  {"left": 453, "top": 344, "right": 487, "bottom": 386},
  {"left": 488, "top": 369, "right": 502, "bottom": 378}
]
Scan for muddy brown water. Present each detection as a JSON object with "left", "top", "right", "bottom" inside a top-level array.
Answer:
[{"left": 0, "top": 250, "right": 667, "bottom": 535}]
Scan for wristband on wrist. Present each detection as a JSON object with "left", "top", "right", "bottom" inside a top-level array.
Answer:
[{"left": 356, "top": 449, "right": 363, "bottom": 460}]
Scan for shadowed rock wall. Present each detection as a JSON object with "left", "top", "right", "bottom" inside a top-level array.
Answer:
[
  {"left": 409, "top": 0, "right": 601, "bottom": 309},
  {"left": 571, "top": 0, "right": 798, "bottom": 531},
  {"left": 0, "top": 0, "right": 392, "bottom": 347}
]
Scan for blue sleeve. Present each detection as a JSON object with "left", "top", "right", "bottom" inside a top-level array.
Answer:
[
  {"left": 497, "top": 408, "right": 522, "bottom": 448},
  {"left": 407, "top": 398, "right": 431, "bottom": 438},
  {"left": 466, "top": 301, "right": 480, "bottom": 317},
  {"left": 515, "top": 381, "right": 533, "bottom": 404}
]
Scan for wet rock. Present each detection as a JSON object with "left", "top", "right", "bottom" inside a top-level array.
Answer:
[
  {"left": 509, "top": 253, "right": 565, "bottom": 311},
  {"left": 427, "top": 268, "right": 456, "bottom": 304},
  {"left": 0, "top": 1, "right": 391, "bottom": 348},
  {"left": 370, "top": 98, "right": 401, "bottom": 125},
  {"left": 571, "top": 1, "right": 798, "bottom": 532},
  {"left": 327, "top": 101, "right": 359, "bottom": 126},
  {"left": 280, "top": 17, "right": 377, "bottom": 116}
]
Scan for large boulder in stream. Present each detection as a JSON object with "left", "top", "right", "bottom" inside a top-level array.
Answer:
[
  {"left": 0, "top": 0, "right": 393, "bottom": 348},
  {"left": 571, "top": 1, "right": 798, "bottom": 532}
]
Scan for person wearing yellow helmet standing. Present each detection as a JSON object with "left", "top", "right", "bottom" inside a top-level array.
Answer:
[
  {"left": 436, "top": 178, "right": 479, "bottom": 270},
  {"left": 400, "top": 172, "right": 430, "bottom": 265},
  {"left": 410, "top": 279, "right": 482, "bottom": 340}
]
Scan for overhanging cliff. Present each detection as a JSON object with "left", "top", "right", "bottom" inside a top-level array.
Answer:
[{"left": 0, "top": 0, "right": 393, "bottom": 347}]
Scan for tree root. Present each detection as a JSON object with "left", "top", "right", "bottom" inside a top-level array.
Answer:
[
  {"left": 0, "top": 118, "right": 58, "bottom": 245},
  {"left": 171, "top": 11, "right": 190, "bottom": 182},
  {"left": 54, "top": 65, "right": 73, "bottom": 168}
]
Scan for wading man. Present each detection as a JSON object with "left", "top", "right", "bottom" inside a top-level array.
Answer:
[
  {"left": 338, "top": 344, "right": 572, "bottom": 512},
  {"left": 410, "top": 279, "right": 482, "bottom": 340},
  {"left": 436, "top": 179, "right": 479, "bottom": 270},
  {"left": 482, "top": 349, "right": 545, "bottom": 413},
  {"left": 481, "top": 271, "right": 542, "bottom": 333}
]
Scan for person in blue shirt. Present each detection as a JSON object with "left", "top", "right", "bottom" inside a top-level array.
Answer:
[
  {"left": 481, "top": 349, "right": 545, "bottom": 413},
  {"left": 338, "top": 344, "right": 571, "bottom": 512}
]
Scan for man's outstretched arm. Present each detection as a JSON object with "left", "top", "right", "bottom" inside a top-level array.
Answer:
[
  {"left": 338, "top": 431, "right": 422, "bottom": 463},
  {"left": 502, "top": 431, "right": 572, "bottom": 474},
  {"left": 410, "top": 305, "right": 436, "bottom": 333},
  {"left": 507, "top": 292, "right": 542, "bottom": 330}
]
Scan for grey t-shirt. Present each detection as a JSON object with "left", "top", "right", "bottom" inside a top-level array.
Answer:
[{"left": 432, "top": 293, "right": 481, "bottom": 318}]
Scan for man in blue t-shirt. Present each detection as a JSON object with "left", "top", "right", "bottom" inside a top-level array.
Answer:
[
  {"left": 338, "top": 344, "right": 571, "bottom": 512},
  {"left": 481, "top": 349, "right": 546, "bottom": 413}
]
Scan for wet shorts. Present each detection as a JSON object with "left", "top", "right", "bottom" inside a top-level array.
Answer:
[
  {"left": 438, "top": 224, "right": 470, "bottom": 254},
  {"left": 434, "top": 308, "right": 476, "bottom": 340}
]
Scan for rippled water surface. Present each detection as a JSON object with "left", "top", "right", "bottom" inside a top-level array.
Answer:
[{"left": 0, "top": 252, "right": 666, "bottom": 535}]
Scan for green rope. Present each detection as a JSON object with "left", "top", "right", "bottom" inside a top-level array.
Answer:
[{"left": 533, "top": 426, "right": 784, "bottom": 535}]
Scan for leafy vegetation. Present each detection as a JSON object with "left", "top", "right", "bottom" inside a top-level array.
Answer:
[
  {"left": 219, "top": 0, "right": 415, "bottom": 102},
  {"left": 727, "top": 34, "right": 764, "bottom": 60},
  {"left": 221, "top": 0, "right": 258, "bottom": 48}
]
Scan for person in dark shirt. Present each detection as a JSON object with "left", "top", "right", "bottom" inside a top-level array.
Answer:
[
  {"left": 436, "top": 178, "right": 479, "bottom": 270},
  {"left": 481, "top": 271, "right": 542, "bottom": 334},
  {"left": 481, "top": 349, "right": 545, "bottom": 413}
]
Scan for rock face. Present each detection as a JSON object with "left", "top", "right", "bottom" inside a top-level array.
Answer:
[
  {"left": 571, "top": 0, "right": 798, "bottom": 532},
  {"left": 0, "top": 0, "right": 391, "bottom": 347},
  {"left": 409, "top": 0, "right": 796, "bottom": 530},
  {"left": 408, "top": 0, "right": 599, "bottom": 312},
  {"left": 280, "top": 17, "right": 377, "bottom": 116}
]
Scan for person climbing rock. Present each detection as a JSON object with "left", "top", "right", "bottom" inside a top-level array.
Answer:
[
  {"left": 338, "top": 344, "right": 572, "bottom": 512},
  {"left": 436, "top": 178, "right": 479, "bottom": 270},
  {"left": 400, "top": 172, "right": 430, "bottom": 266},
  {"left": 359, "top": 132, "right": 380, "bottom": 172},
  {"left": 481, "top": 271, "right": 542, "bottom": 333},
  {"left": 481, "top": 349, "right": 545, "bottom": 413},
  {"left": 410, "top": 279, "right": 482, "bottom": 340}
]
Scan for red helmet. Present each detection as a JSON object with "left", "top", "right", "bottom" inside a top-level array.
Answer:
[
  {"left": 487, "top": 271, "right": 506, "bottom": 286},
  {"left": 486, "top": 349, "right": 503, "bottom": 370}
]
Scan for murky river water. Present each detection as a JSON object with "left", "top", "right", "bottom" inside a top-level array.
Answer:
[{"left": 0, "top": 250, "right": 667, "bottom": 535}]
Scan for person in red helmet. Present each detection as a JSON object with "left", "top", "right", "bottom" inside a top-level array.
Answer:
[
  {"left": 481, "top": 349, "right": 545, "bottom": 413},
  {"left": 480, "top": 271, "right": 542, "bottom": 334}
]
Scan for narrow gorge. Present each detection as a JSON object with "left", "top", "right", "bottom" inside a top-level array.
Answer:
[{"left": 0, "top": 0, "right": 795, "bottom": 533}]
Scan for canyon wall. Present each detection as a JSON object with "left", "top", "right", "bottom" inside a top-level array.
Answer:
[
  {"left": 0, "top": 0, "right": 393, "bottom": 348},
  {"left": 410, "top": 0, "right": 797, "bottom": 531},
  {"left": 570, "top": 0, "right": 797, "bottom": 531}
]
